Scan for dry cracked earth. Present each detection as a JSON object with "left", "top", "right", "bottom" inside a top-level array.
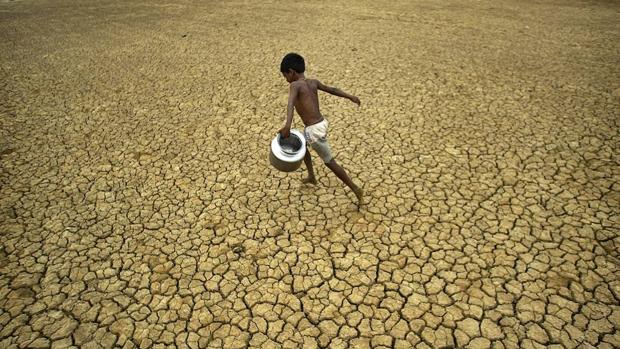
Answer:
[{"left": 1, "top": 0, "right": 619, "bottom": 348}]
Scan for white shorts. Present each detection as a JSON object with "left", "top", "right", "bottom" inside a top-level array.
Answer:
[{"left": 304, "top": 119, "right": 333, "bottom": 163}]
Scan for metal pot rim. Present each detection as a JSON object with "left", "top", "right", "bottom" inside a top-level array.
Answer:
[{"left": 270, "top": 129, "right": 306, "bottom": 163}]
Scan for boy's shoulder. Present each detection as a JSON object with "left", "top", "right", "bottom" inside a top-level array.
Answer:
[
  {"left": 290, "top": 78, "right": 319, "bottom": 90},
  {"left": 297, "top": 78, "right": 321, "bottom": 86}
]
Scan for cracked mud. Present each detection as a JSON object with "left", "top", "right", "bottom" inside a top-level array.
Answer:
[{"left": 1, "top": 0, "right": 619, "bottom": 348}]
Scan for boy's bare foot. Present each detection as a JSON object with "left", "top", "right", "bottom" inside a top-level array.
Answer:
[
  {"left": 353, "top": 186, "right": 364, "bottom": 207},
  {"left": 302, "top": 177, "right": 317, "bottom": 185}
]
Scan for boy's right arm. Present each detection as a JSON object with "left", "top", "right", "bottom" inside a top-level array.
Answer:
[
  {"left": 279, "top": 83, "right": 299, "bottom": 138},
  {"left": 317, "top": 80, "right": 361, "bottom": 106}
]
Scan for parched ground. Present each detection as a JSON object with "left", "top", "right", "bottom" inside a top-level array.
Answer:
[{"left": 1, "top": 0, "right": 619, "bottom": 348}]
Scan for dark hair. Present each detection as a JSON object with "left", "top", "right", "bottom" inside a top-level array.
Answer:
[{"left": 280, "top": 53, "right": 305, "bottom": 73}]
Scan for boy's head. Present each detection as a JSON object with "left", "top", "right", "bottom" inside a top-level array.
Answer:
[{"left": 280, "top": 53, "right": 305, "bottom": 82}]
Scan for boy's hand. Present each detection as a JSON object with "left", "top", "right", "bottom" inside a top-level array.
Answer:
[
  {"left": 279, "top": 127, "right": 290, "bottom": 138},
  {"left": 350, "top": 95, "right": 361, "bottom": 106}
]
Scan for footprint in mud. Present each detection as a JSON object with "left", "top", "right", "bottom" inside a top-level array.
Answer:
[
  {"left": 231, "top": 243, "right": 246, "bottom": 254},
  {"left": 546, "top": 272, "right": 576, "bottom": 288},
  {"left": 0, "top": 148, "right": 15, "bottom": 156}
]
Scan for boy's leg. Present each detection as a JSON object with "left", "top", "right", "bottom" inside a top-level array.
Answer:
[
  {"left": 302, "top": 148, "right": 317, "bottom": 184},
  {"left": 325, "top": 159, "right": 364, "bottom": 205},
  {"left": 310, "top": 139, "right": 364, "bottom": 205}
]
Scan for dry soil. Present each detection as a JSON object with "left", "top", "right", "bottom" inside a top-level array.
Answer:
[{"left": 1, "top": 0, "right": 619, "bottom": 348}]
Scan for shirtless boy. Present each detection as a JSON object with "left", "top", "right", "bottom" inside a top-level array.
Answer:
[{"left": 278, "top": 52, "right": 364, "bottom": 206}]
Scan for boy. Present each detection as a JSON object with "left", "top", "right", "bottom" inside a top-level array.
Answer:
[{"left": 278, "top": 52, "right": 364, "bottom": 206}]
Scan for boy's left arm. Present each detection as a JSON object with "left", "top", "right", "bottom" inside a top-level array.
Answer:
[
  {"left": 279, "top": 83, "right": 299, "bottom": 138},
  {"left": 316, "top": 80, "right": 360, "bottom": 106}
]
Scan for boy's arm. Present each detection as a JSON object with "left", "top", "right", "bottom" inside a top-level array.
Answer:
[
  {"left": 279, "top": 83, "right": 299, "bottom": 138},
  {"left": 317, "top": 80, "right": 361, "bottom": 106}
]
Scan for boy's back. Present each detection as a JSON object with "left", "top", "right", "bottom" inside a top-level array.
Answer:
[{"left": 289, "top": 79, "right": 323, "bottom": 127}]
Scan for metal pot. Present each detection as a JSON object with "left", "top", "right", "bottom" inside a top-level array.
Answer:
[{"left": 269, "top": 129, "right": 306, "bottom": 172}]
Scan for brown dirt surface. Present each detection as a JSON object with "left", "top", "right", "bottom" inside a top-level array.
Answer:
[{"left": 1, "top": 0, "right": 619, "bottom": 348}]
